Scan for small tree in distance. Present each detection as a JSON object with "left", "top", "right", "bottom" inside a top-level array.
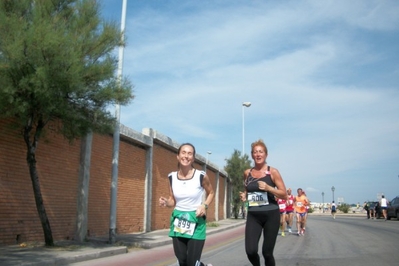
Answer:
[
  {"left": 225, "top": 149, "right": 251, "bottom": 219},
  {"left": 0, "top": 0, "right": 134, "bottom": 246}
]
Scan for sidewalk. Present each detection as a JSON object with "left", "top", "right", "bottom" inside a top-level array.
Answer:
[{"left": 0, "top": 218, "right": 246, "bottom": 266}]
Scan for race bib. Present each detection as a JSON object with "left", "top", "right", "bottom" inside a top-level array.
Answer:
[
  {"left": 279, "top": 204, "right": 286, "bottom": 209},
  {"left": 296, "top": 202, "right": 303, "bottom": 207},
  {"left": 173, "top": 218, "right": 196, "bottom": 236},
  {"left": 247, "top": 192, "right": 269, "bottom": 207}
]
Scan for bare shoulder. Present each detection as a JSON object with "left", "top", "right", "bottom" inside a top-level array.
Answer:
[
  {"left": 244, "top": 168, "right": 251, "bottom": 179},
  {"left": 269, "top": 166, "right": 281, "bottom": 176},
  {"left": 202, "top": 173, "right": 211, "bottom": 182}
]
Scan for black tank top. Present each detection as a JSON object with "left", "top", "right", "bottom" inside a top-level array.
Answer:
[{"left": 245, "top": 166, "right": 278, "bottom": 212}]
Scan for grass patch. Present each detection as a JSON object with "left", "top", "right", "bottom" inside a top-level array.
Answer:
[{"left": 207, "top": 221, "right": 219, "bottom": 227}]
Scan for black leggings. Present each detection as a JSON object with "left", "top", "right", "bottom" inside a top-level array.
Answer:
[
  {"left": 245, "top": 209, "right": 280, "bottom": 266},
  {"left": 172, "top": 237, "right": 206, "bottom": 266}
]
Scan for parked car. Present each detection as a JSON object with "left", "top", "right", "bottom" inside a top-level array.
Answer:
[{"left": 387, "top": 196, "right": 399, "bottom": 220}]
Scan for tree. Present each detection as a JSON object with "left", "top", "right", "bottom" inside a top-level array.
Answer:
[
  {"left": 0, "top": 0, "right": 134, "bottom": 246},
  {"left": 224, "top": 150, "right": 251, "bottom": 219}
]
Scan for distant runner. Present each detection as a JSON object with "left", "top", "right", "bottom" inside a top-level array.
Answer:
[
  {"left": 331, "top": 201, "right": 337, "bottom": 219},
  {"left": 285, "top": 188, "right": 295, "bottom": 234},
  {"left": 294, "top": 188, "right": 309, "bottom": 236},
  {"left": 278, "top": 197, "right": 287, "bottom": 236}
]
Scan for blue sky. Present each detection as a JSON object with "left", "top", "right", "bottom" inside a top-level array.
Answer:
[{"left": 100, "top": 0, "right": 399, "bottom": 204}]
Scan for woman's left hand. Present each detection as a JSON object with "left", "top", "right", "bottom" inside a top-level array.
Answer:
[{"left": 196, "top": 205, "right": 206, "bottom": 217}]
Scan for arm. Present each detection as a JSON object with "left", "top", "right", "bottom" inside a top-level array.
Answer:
[
  {"left": 305, "top": 197, "right": 310, "bottom": 206},
  {"left": 159, "top": 181, "right": 176, "bottom": 208},
  {"left": 202, "top": 174, "right": 215, "bottom": 207},
  {"left": 257, "top": 167, "right": 287, "bottom": 199},
  {"left": 239, "top": 169, "right": 250, "bottom": 202},
  {"left": 196, "top": 174, "right": 215, "bottom": 217}
]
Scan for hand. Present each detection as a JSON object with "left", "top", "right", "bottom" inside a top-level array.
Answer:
[
  {"left": 196, "top": 205, "right": 206, "bottom": 217},
  {"left": 239, "top": 191, "right": 246, "bottom": 202},
  {"left": 159, "top": 197, "right": 168, "bottom": 207},
  {"left": 257, "top": 181, "right": 268, "bottom": 192}
]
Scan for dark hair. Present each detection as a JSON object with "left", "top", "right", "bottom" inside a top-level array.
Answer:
[
  {"left": 177, "top": 143, "right": 196, "bottom": 168},
  {"left": 177, "top": 143, "right": 196, "bottom": 157}
]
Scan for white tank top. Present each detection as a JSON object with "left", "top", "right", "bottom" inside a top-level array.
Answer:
[
  {"left": 169, "top": 169, "right": 204, "bottom": 211},
  {"left": 380, "top": 198, "right": 388, "bottom": 207}
]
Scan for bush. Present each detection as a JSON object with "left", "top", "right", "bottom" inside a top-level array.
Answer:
[
  {"left": 207, "top": 222, "right": 219, "bottom": 227},
  {"left": 338, "top": 203, "right": 350, "bottom": 213}
]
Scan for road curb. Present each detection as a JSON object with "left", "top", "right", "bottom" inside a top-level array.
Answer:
[
  {"left": 41, "top": 246, "right": 128, "bottom": 266},
  {"left": 0, "top": 246, "right": 127, "bottom": 266}
]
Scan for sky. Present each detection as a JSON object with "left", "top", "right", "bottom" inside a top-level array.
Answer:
[{"left": 100, "top": 0, "right": 399, "bottom": 205}]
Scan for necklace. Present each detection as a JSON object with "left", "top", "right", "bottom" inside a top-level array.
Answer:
[{"left": 252, "top": 165, "right": 269, "bottom": 175}]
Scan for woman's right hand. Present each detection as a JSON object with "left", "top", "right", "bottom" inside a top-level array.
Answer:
[
  {"left": 159, "top": 196, "right": 168, "bottom": 207},
  {"left": 239, "top": 191, "right": 246, "bottom": 202}
]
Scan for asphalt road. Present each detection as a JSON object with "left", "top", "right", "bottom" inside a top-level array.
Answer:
[
  {"left": 201, "top": 215, "right": 399, "bottom": 266},
  {"left": 72, "top": 215, "right": 399, "bottom": 266}
]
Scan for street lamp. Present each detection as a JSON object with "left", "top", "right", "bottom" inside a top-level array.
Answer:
[
  {"left": 206, "top": 151, "right": 212, "bottom": 164},
  {"left": 110, "top": 0, "right": 127, "bottom": 245},
  {"left": 331, "top": 186, "right": 335, "bottom": 202},
  {"left": 242, "top": 102, "right": 251, "bottom": 155},
  {"left": 322, "top": 192, "right": 325, "bottom": 213},
  {"left": 204, "top": 151, "right": 211, "bottom": 172}
]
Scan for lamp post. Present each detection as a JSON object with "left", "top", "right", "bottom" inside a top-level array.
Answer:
[
  {"left": 322, "top": 192, "right": 325, "bottom": 213},
  {"left": 331, "top": 186, "right": 335, "bottom": 202},
  {"left": 206, "top": 151, "right": 212, "bottom": 165},
  {"left": 204, "top": 151, "right": 211, "bottom": 172},
  {"left": 242, "top": 102, "right": 251, "bottom": 155},
  {"left": 110, "top": 0, "right": 127, "bottom": 245}
]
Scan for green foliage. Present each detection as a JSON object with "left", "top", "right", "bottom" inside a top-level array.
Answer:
[
  {"left": 224, "top": 150, "right": 251, "bottom": 219},
  {"left": 0, "top": 0, "right": 134, "bottom": 247},
  {"left": 206, "top": 222, "right": 219, "bottom": 227},
  {"left": 338, "top": 203, "right": 350, "bottom": 213},
  {"left": 0, "top": 0, "right": 134, "bottom": 139}
]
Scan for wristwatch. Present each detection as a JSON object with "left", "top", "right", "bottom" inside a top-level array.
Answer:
[{"left": 203, "top": 204, "right": 208, "bottom": 210}]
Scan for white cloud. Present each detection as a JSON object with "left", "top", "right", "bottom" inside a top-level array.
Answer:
[{"left": 103, "top": 0, "right": 399, "bottom": 204}]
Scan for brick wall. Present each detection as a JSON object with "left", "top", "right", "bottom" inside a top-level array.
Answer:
[
  {"left": 0, "top": 119, "right": 228, "bottom": 245},
  {"left": 0, "top": 119, "right": 81, "bottom": 244}
]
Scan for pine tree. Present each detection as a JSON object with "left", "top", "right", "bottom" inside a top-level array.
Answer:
[{"left": 0, "top": 0, "right": 133, "bottom": 246}]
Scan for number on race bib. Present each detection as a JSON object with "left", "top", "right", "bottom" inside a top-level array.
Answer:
[
  {"left": 247, "top": 192, "right": 269, "bottom": 207},
  {"left": 251, "top": 194, "right": 264, "bottom": 202},
  {"left": 177, "top": 219, "right": 191, "bottom": 229},
  {"left": 173, "top": 218, "right": 196, "bottom": 236}
]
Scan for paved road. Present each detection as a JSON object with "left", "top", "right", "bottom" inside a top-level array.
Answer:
[
  {"left": 70, "top": 225, "right": 245, "bottom": 266},
  {"left": 201, "top": 215, "right": 399, "bottom": 266},
  {"left": 72, "top": 215, "right": 399, "bottom": 266}
]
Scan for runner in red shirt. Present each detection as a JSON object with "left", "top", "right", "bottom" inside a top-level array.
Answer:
[
  {"left": 278, "top": 198, "right": 287, "bottom": 236},
  {"left": 285, "top": 188, "right": 295, "bottom": 234}
]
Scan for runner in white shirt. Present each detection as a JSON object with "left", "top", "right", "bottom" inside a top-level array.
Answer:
[
  {"left": 159, "top": 143, "right": 215, "bottom": 266},
  {"left": 380, "top": 195, "right": 389, "bottom": 221}
]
